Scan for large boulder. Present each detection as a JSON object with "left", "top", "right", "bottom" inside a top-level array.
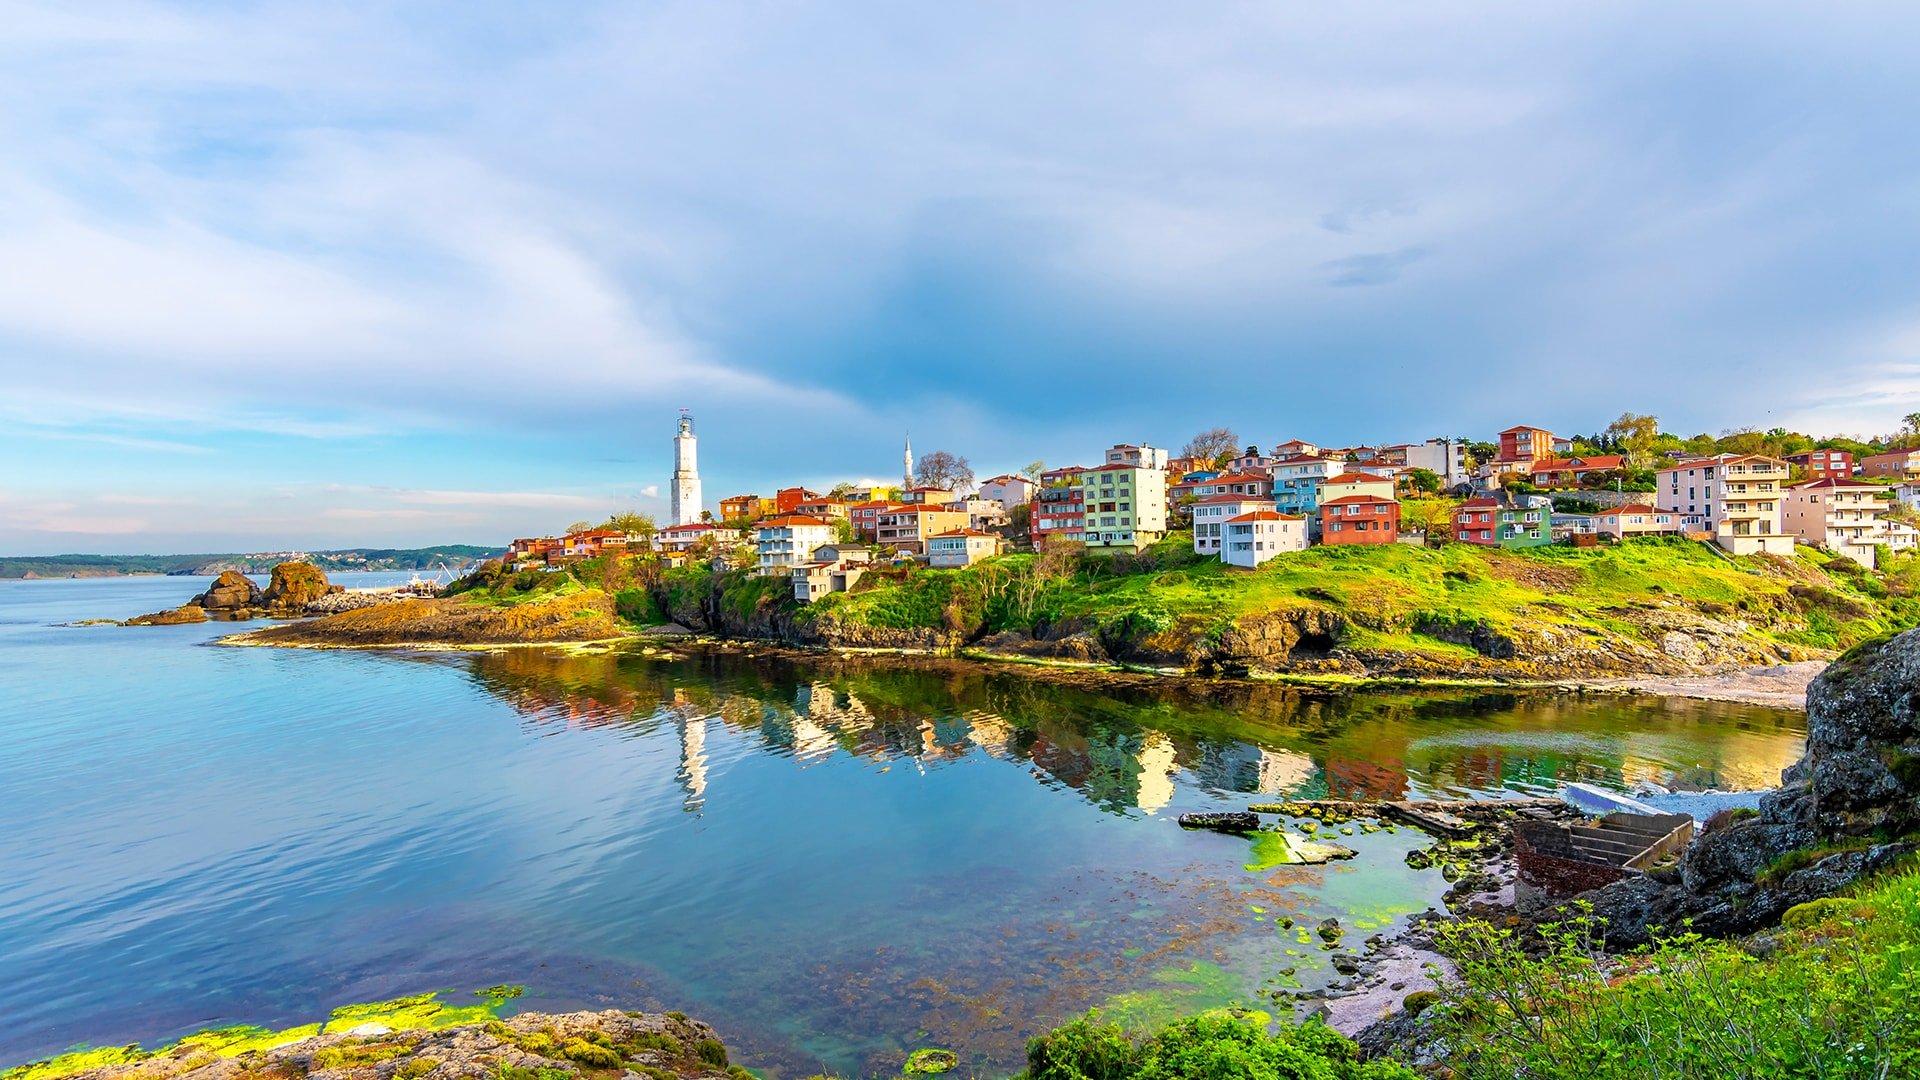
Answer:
[
  {"left": 193, "top": 570, "right": 262, "bottom": 610},
  {"left": 1574, "top": 628, "right": 1920, "bottom": 945},
  {"left": 1792, "top": 630, "right": 1920, "bottom": 837},
  {"left": 261, "top": 561, "right": 333, "bottom": 612},
  {"left": 124, "top": 604, "right": 208, "bottom": 626}
]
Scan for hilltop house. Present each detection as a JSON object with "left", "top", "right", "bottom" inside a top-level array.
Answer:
[
  {"left": 1399, "top": 438, "right": 1470, "bottom": 488},
  {"left": 1591, "top": 505, "right": 1681, "bottom": 539},
  {"left": 1320, "top": 471, "right": 1396, "bottom": 504},
  {"left": 1496, "top": 425, "right": 1557, "bottom": 463},
  {"left": 1786, "top": 449, "right": 1855, "bottom": 479},
  {"left": 1860, "top": 449, "right": 1920, "bottom": 481},
  {"left": 792, "top": 546, "right": 872, "bottom": 603},
  {"left": 1105, "top": 443, "right": 1169, "bottom": 469},
  {"left": 875, "top": 505, "right": 970, "bottom": 554},
  {"left": 1451, "top": 496, "right": 1551, "bottom": 549},
  {"left": 1224, "top": 446, "right": 1274, "bottom": 474},
  {"left": 1271, "top": 455, "right": 1341, "bottom": 519},
  {"left": 1273, "top": 439, "right": 1320, "bottom": 459},
  {"left": 1076, "top": 455, "right": 1169, "bottom": 552},
  {"left": 1188, "top": 472, "right": 1272, "bottom": 499},
  {"left": 656, "top": 522, "right": 718, "bottom": 553},
  {"left": 719, "top": 494, "right": 775, "bottom": 522},
  {"left": 752, "top": 515, "right": 837, "bottom": 577},
  {"left": 1655, "top": 454, "right": 1794, "bottom": 555},
  {"left": 774, "top": 487, "right": 821, "bottom": 515},
  {"left": 793, "top": 497, "right": 850, "bottom": 521},
  {"left": 1320, "top": 495, "right": 1400, "bottom": 545},
  {"left": 847, "top": 500, "right": 898, "bottom": 540},
  {"left": 1192, "top": 494, "right": 1272, "bottom": 556},
  {"left": 1030, "top": 466, "right": 1087, "bottom": 545},
  {"left": 1221, "top": 510, "right": 1307, "bottom": 568},
  {"left": 1782, "top": 477, "right": 1897, "bottom": 568},
  {"left": 978, "top": 475, "right": 1036, "bottom": 510},
  {"left": 927, "top": 529, "right": 1004, "bottom": 567},
  {"left": 1528, "top": 455, "right": 1625, "bottom": 489}
]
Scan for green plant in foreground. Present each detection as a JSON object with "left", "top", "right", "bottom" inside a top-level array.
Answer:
[{"left": 1428, "top": 872, "right": 1920, "bottom": 1080}]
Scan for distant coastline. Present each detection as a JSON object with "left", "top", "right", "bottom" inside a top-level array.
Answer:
[{"left": 0, "top": 546, "right": 499, "bottom": 580}]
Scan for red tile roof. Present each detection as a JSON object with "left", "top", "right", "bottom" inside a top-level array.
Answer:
[
  {"left": 756, "top": 515, "right": 833, "bottom": 528},
  {"left": 1785, "top": 477, "right": 1881, "bottom": 490},
  {"left": 1324, "top": 471, "right": 1392, "bottom": 484},
  {"left": 1319, "top": 494, "right": 1397, "bottom": 506},
  {"left": 1226, "top": 510, "right": 1300, "bottom": 522},
  {"left": 1531, "top": 455, "right": 1624, "bottom": 472},
  {"left": 1458, "top": 498, "right": 1499, "bottom": 509}
]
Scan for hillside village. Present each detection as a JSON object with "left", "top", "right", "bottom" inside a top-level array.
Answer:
[{"left": 504, "top": 414, "right": 1920, "bottom": 606}]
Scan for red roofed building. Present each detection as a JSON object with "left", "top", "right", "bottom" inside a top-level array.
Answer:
[
  {"left": 1320, "top": 495, "right": 1400, "bottom": 545},
  {"left": 752, "top": 515, "right": 838, "bottom": 576},
  {"left": 774, "top": 487, "right": 821, "bottom": 515},
  {"left": 657, "top": 522, "right": 718, "bottom": 552},
  {"left": 1496, "top": 425, "right": 1557, "bottom": 464},
  {"left": 1031, "top": 466, "right": 1087, "bottom": 544},
  {"left": 848, "top": 500, "right": 899, "bottom": 540},
  {"left": 1786, "top": 449, "right": 1854, "bottom": 480},
  {"left": 1528, "top": 455, "right": 1625, "bottom": 489}
]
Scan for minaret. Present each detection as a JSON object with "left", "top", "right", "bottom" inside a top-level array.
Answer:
[
  {"left": 671, "top": 411, "right": 702, "bottom": 527},
  {"left": 902, "top": 431, "right": 914, "bottom": 489}
]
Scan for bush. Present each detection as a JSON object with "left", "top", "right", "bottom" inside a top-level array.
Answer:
[
  {"left": 693, "top": 1039, "right": 728, "bottom": 1067},
  {"left": 1021, "top": 1011, "right": 1413, "bottom": 1080}
]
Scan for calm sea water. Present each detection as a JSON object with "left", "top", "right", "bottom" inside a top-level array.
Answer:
[{"left": 0, "top": 575, "right": 1808, "bottom": 1077}]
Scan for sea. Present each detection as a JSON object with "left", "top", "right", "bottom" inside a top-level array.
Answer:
[{"left": 0, "top": 573, "right": 1808, "bottom": 1077}]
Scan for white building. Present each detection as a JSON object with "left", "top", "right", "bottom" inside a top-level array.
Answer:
[
  {"left": 927, "top": 529, "right": 1004, "bottom": 567},
  {"left": 1192, "top": 494, "right": 1271, "bottom": 556},
  {"left": 752, "top": 515, "right": 837, "bottom": 577},
  {"left": 1077, "top": 459, "right": 1169, "bottom": 552},
  {"left": 1782, "top": 478, "right": 1897, "bottom": 568},
  {"left": 656, "top": 522, "right": 717, "bottom": 552},
  {"left": 977, "top": 474, "right": 1036, "bottom": 510},
  {"left": 1105, "top": 443, "right": 1169, "bottom": 470},
  {"left": 1655, "top": 454, "right": 1794, "bottom": 556},
  {"left": 1401, "top": 438, "right": 1470, "bottom": 488},
  {"left": 792, "top": 547, "right": 872, "bottom": 603},
  {"left": 670, "top": 412, "right": 703, "bottom": 526},
  {"left": 1222, "top": 511, "right": 1308, "bottom": 568}
]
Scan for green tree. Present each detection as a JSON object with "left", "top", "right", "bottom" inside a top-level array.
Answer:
[
  {"left": 565, "top": 520, "right": 592, "bottom": 534},
  {"left": 1406, "top": 468, "right": 1442, "bottom": 494},
  {"left": 1020, "top": 460, "right": 1047, "bottom": 483},
  {"left": 1603, "top": 412, "right": 1660, "bottom": 468},
  {"left": 605, "top": 511, "right": 656, "bottom": 540}
]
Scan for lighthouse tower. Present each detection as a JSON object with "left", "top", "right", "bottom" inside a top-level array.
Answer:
[{"left": 671, "top": 412, "right": 702, "bottom": 526}]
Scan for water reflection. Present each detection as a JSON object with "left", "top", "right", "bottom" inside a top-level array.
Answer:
[{"left": 460, "top": 646, "right": 1807, "bottom": 812}]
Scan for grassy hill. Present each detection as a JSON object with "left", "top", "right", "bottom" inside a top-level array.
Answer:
[{"left": 446, "top": 533, "right": 1917, "bottom": 681}]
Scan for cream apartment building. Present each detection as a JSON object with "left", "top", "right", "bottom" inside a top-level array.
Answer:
[
  {"left": 1782, "top": 477, "right": 1896, "bottom": 568},
  {"left": 1076, "top": 459, "right": 1169, "bottom": 552},
  {"left": 1655, "top": 454, "right": 1793, "bottom": 555}
]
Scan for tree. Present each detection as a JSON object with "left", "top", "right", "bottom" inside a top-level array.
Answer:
[
  {"left": 605, "top": 511, "right": 657, "bottom": 539},
  {"left": 831, "top": 518, "right": 859, "bottom": 545},
  {"left": 1405, "top": 468, "right": 1442, "bottom": 495},
  {"left": 1604, "top": 413, "right": 1661, "bottom": 469},
  {"left": 1007, "top": 502, "right": 1032, "bottom": 538},
  {"left": 1464, "top": 441, "right": 1498, "bottom": 470},
  {"left": 915, "top": 450, "right": 975, "bottom": 492},
  {"left": 565, "top": 520, "right": 592, "bottom": 535},
  {"left": 827, "top": 481, "right": 859, "bottom": 500},
  {"left": 1020, "top": 460, "right": 1047, "bottom": 483},
  {"left": 1181, "top": 427, "right": 1241, "bottom": 464}
]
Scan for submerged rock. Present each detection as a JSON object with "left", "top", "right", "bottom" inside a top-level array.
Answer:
[
  {"left": 12, "top": 1009, "right": 738, "bottom": 1080},
  {"left": 123, "top": 605, "right": 208, "bottom": 626},
  {"left": 1178, "top": 811, "right": 1260, "bottom": 833}
]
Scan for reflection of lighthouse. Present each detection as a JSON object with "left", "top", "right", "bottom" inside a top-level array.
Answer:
[
  {"left": 671, "top": 412, "right": 702, "bottom": 527},
  {"left": 675, "top": 715, "right": 708, "bottom": 812}
]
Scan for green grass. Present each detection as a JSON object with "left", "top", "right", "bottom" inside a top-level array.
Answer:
[{"left": 1426, "top": 862, "right": 1920, "bottom": 1079}]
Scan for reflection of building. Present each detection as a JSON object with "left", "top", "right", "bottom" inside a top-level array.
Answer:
[
  {"left": 1135, "top": 732, "right": 1177, "bottom": 814},
  {"left": 1255, "top": 750, "right": 1318, "bottom": 795},
  {"left": 676, "top": 715, "right": 708, "bottom": 812}
]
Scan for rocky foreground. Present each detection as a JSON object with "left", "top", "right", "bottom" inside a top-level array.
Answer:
[{"left": 25, "top": 1011, "right": 744, "bottom": 1080}]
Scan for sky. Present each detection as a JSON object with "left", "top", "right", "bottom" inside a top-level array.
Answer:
[{"left": 5, "top": 1, "right": 1920, "bottom": 554}]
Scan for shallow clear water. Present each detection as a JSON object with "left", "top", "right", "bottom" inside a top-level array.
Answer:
[{"left": 0, "top": 575, "right": 1807, "bottom": 1077}]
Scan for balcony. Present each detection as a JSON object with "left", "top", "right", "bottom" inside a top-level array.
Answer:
[{"left": 1725, "top": 462, "right": 1789, "bottom": 481}]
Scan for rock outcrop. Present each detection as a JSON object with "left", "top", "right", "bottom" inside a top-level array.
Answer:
[
  {"left": 1577, "top": 628, "right": 1920, "bottom": 946},
  {"left": 193, "top": 570, "right": 264, "bottom": 611},
  {"left": 22, "top": 1009, "right": 738, "bottom": 1080},
  {"left": 261, "top": 561, "right": 337, "bottom": 613}
]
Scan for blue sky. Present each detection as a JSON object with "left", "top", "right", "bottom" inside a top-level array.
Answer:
[{"left": 5, "top": 1, "right": 1920, "bottom": 554}]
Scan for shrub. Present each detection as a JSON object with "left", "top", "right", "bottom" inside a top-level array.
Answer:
[
  {"left": 1021, "top": 1011, "right": 1412, "bottom": 1080},
  {"left": 559, "top": 1039, "right": 620, "bottom": 1069},
  {"left": 395, "top": 1058, "right": 439, "bottom": 1080},
  {"left": 1024, "top": 1014, "right": 1139, "bottom": 1080},
  {"left": 693, "top": 1039, "right": 728, "bottom": 1067}
]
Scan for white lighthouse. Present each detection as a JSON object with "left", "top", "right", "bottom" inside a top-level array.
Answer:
[{"left": 671, "top": 411, "right": 702, "bottom": 526}]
